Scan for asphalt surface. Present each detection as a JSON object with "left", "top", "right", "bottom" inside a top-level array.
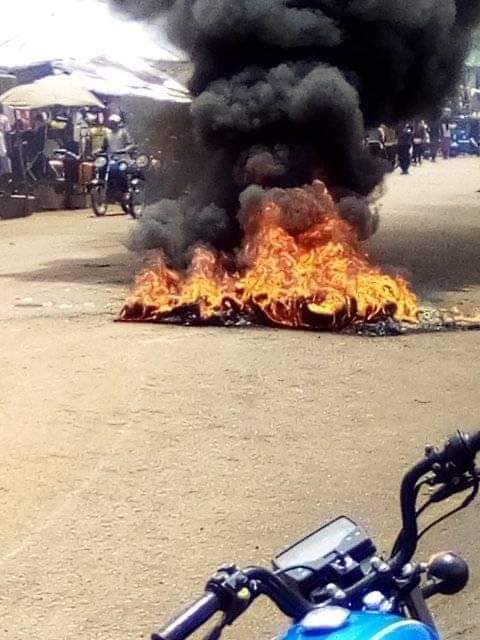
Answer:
[{"left": 0, "top": 157, "right": 480, "bottom": 639}]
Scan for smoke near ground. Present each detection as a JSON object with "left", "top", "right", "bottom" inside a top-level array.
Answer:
[{"left": 113, "top": 0, "right": 480, "bottom": 263}]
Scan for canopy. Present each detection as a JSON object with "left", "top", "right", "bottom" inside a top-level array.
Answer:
[
  {"left": 57, "top": 58, "right": 191, "bottom": 103},
  {"left": 0, "top": 0, "right": 191, "bottom": 105},
  {"left": 0, "top": 74, "right": 105, "bottom": 109}
]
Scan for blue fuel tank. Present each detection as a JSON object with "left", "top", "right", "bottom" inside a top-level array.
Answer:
[{"left": 280, "top": 608, "right": 439, "bottom": 640}]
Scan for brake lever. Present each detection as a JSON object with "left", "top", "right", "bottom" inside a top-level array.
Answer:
[
  {"left": 414, "top": 470, "right": 480, "bottom": 545},
  {"left": 427, "top": 470, "right": 479, "bottom": 503}
]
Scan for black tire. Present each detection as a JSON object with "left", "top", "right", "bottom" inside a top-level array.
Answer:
[
  {"left": 91, "top": 185, "right": 108, "bottom": 216},
  {"left": 125, "top": 181, "right": 146, "bottom": 219}
]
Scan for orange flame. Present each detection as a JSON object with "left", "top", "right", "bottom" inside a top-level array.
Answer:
[{"left": 120, "top": 181, "right": 418, "bottom": 329}]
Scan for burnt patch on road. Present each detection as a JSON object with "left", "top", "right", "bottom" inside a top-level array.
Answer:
[{"left": 119, "top": 304, "right": 480, "bottom": 338}]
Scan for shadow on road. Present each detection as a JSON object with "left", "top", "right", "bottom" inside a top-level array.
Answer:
[
  {"left": 2, "top": 203, "right": 480, "bottom": 301},
  {"left": 0, "top": 253, "right": 134, "bottom": 286},
  {"left": 371, "top": 205, "right": 480, "bottom": 298}
]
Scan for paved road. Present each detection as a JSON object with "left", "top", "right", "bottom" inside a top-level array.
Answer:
[{"left": 0, "top": 158, "right": 480, "bottom": 639}]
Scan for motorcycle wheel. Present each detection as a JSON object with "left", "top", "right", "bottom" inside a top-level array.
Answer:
[
  {"left": 91, "top": 185, "right": 108, "bottom": 216},
  {"left": 125, "top": 181, "right": 146, "bottom": 219}
]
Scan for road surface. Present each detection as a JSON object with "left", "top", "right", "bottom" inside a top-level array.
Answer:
[{"left": 0, "top": 158, "right": 480, "bottom": 639}]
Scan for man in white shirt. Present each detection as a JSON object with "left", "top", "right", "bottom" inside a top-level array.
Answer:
[
  {"left": 105, "top": 114, "right": 133, "bottom": 153},
  {"left": 441, "top": 120, "right": 452, "bottom": 159}
]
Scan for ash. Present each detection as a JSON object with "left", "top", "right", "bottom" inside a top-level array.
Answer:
[{"left": 120, "top": 304, "right": 480, "bottom": 337}]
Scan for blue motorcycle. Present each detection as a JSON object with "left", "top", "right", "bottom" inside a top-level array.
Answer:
[
  {"left": 151, "top": 430, "right": 480, "bottom": 640},
  {"left": 90, "top": 147, "right": 149, "bottom": 218}
]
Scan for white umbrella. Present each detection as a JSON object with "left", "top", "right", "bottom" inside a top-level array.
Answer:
[{"left": 0, "top": 74, "right": 104, "bottom": 109}]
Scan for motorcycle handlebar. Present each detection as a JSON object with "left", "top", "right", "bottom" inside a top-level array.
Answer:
[
  {"left": 151, "top": 431, "right": 480, "bottom": 640},
  {"left": 151, "top": 592, "right": 221, "bottom": 640},
  {"left": 151, "top": 567, "right": 312, "bottom": 640},
  {"left": 113, "top": 146, "right": 137, "bottom": 155},
  {"left": 53, "top": 148, "right": 79, "bottom": 159},
  {"left": 391, "top": 429, "right": 480, "bottom": 571}
]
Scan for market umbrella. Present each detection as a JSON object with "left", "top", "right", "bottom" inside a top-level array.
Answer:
[{"left": 0, "top": 74, "right": 104, "bottom": 109}]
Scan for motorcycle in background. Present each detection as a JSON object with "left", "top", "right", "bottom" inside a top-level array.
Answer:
[
  {"left": 48, "top": 148, "right": 91, "bottom": 209},
  {"left": 89, "top": 147, "right": 149, "bottom": 218},
  {"left": 151, "top": 430, "right": 480, "bottom": 640}
]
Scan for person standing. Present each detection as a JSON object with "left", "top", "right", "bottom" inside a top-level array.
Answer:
[
  {"left": 89, "top": 113, "right": 109, "bottom": 156},
  {"left": 441, "top": 119, "right": 452, "bottom": 159},
  {"left": 366, "top": 126, "right": 386, "bottom": 158},
  {"left": 0, "top": 104, "right": 12, "bottom": 181},
  {"left": 104, "top": 114, "right": 133, "bottom": 153},
  {"left": 380, "top": 124, "right": 397, "bottom": 170},
  {"left": 72, "top": 109, "right": 90, "bottom": 158},
  {"left": 412, "top": 120, "right": 428, "bottom": 165},
  {"left": 27, "top": 113, "right": 49, "bottom": 180},
  {"left": 397, "top": 123, "right": 413, "bottom": 175},
  {"left": 429, "top": 120, "right": 442, "bottom": 162}
]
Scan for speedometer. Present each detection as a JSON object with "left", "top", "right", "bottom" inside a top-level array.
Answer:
[{"left": 272, "top": 517, "right": 375, "bottom": 595}]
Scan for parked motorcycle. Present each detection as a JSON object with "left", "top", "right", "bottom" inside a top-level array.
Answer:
[
  {"left": 151, "top": 430, "right": 480, "bottom": 640},
  {"left": 49, "top": 148, "right": 92, "bottom": 209},
  {"left": 450, "top": 133, "right": 480, "bottom": 157},
  {"left": 89, "top": 147, "right": 149, "bottom": 218}
]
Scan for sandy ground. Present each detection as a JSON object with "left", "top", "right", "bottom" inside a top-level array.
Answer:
[{"left": 0, "top": 157, "right": 480, "bottom": 640}]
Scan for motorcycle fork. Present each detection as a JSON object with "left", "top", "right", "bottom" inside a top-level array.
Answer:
[
  {"left": 404, "top": 587, "right": 439, "bottom": 634},
  {"left": 102, "top": 166, "right": 111, "bottom": 197}
]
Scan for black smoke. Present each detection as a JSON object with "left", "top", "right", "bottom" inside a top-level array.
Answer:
[{"left": 113, "top": 0, "right": 480, "bottom": 264}]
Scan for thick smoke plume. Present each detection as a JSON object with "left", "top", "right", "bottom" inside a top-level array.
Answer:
[{"left": 113, "top": 0, "right": 480, "bottom": 265}]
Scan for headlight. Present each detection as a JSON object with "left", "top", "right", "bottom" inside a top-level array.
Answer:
[
  {"left": 135, "top": 154, "right": 150, "bottom": 169},
  {"left": 94, "top": 156, "right": 107, "bottom": 168},
  {"left": 118, "top": 161, "right": 128, "bottom": 171}
]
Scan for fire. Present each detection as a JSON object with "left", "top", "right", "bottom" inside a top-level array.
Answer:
[{"left": 120, "top": 181, "right": 418, "bottom": 330}]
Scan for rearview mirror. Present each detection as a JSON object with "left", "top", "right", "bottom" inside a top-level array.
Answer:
[{"left": 424, "top": 552, "right": 469, "bottom": 597}]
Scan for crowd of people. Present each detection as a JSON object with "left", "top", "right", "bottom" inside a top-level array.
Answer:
[
  {"left": 366, "top": 118, "right": 479, "bottom": 176},
  {"left": 0, "top": 105, "right": 134, "bottom": 187},
  {"left": 1, "top": 101, "right": 476, "bottom": 197}
]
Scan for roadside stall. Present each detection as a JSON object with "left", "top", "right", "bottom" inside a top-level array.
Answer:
[
  {"left": 0, "top": 74, "right": 105, "bottom": 212},
  {"left": 0, "top": 0, "right": 191, "bottom": 216}
]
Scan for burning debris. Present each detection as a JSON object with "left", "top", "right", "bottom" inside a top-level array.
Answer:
[
  {"left": 114, "top": 0, "right": 480, "bottom": 334},
  {"left": 120, "top": 181, "right": 418, "bottom": 331}
]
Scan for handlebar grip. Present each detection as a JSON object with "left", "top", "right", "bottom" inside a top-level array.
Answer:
[
  {"left": 465, "top": 430, "right": 480, "bottom": 454},
  {"left": 436, "top": 430, "right": 480, "bottom": 472},
  {"left": 151, "top": 592, "right": 221, "bottom": 640}
]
